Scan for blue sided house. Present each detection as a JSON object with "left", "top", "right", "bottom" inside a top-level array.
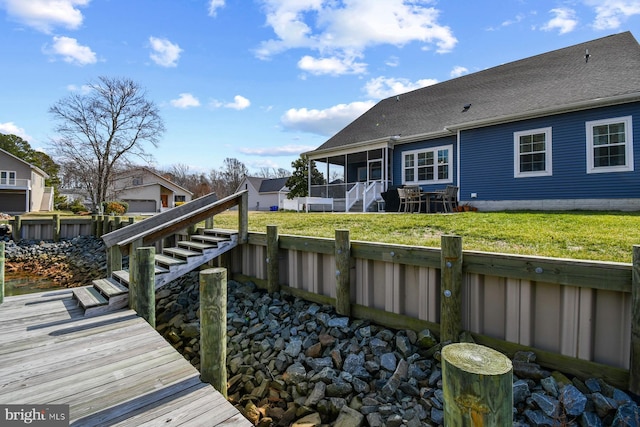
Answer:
[{"left": 303, "top": 31, "right": 640, "bottom": 212}]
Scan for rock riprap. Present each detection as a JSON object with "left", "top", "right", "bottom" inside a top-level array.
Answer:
[
  {"left": 156, "top": 272, "right": 640, "bottom": 426},
  {"left": 4, "top": 236, "right": 107, "bottom": 289}
]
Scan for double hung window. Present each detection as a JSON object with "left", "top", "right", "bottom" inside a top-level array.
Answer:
[
  {"left": 402, "top": 145, "right": 452, "bottom": 184},
  {"left": 586, "top": 116, "right": 633, "bottom": 173},
  {"left": 514, "top": 127, "right": 552, "bottom": 177},
  {"left": 0, "top": 171, "right": 16, "bottom": 185}
]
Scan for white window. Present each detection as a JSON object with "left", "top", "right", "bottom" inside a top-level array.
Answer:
[
  {"left": 514, "top": 127, "right": 552, "bottom": 178},
  {"left": 0, "top": 171, "right": 16, "bottom": 185},
  {"left": 586, "top": 116, "right": 634, "bottom": 173},
  {"left": 132, "top": 176, "right": 143, "bottom": 185},
  {"left": 402, "top": 145, "right": 452, "bottom": 184}
]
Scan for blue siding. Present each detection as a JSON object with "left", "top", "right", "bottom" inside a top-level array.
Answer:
[
  {"left": 392, "top": 135, "right": 457, "bottom": 191},
  {"left": 459, "top": 103, "right": 640, "bottom": 202}
]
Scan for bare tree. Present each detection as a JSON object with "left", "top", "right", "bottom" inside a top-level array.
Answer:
[
  {"left": 256, "top": 167, "right": 292, "bottom": 179},
  {"left": 49, "top": 76, "right": 165, "bottom": 210},
  {"left": 220, "top": 158, "right": 248, "bottom": 196}
]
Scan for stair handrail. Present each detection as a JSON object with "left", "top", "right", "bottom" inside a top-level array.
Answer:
[{"left": 102, "top": 190, "right": 248, "bottom": 254}]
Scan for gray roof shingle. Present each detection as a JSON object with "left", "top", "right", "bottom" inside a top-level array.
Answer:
[{"left": 311, "top": 32, "right": 640, "bottom": 153}]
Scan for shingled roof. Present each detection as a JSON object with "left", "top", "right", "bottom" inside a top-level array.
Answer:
[{"left": 311, "top": 31, "right": 640, "bottom": 153}]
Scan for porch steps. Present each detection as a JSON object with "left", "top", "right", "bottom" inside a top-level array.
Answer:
[{"left": 72, "top": 228, "right": 239, "bottom": 316}]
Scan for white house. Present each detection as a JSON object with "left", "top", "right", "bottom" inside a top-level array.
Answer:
[{"left": 236, "top": 176, "right": 290, "bottom": 211}]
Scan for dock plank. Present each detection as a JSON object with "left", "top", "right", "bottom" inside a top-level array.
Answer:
[{"left": 0, "top": 291, "right": 251, "bottom": 427}]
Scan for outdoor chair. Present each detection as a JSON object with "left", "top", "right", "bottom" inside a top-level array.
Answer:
[
  {"left": 397, "top": 188, "right": 408, "bottom": 212},
  {"left": 434, "top": 185, "right": 458, "bottom": 213},
  {"left": 404, "top": 186, "right": 423, "bottom": 213}
]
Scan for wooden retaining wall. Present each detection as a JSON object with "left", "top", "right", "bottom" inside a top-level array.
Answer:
[
  {"left": 8, "top": 215, "right": 134, "bottom": 241},
  {"left": 226, "top": 228, "right": 637, "bottom": 392}
]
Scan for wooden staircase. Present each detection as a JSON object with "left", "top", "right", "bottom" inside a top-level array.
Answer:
[{"left": 72, "top": 227, "right": 239, "bottom": 316}]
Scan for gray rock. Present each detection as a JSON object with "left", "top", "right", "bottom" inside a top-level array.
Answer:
[
  {"left": 531, "top": 392, "right": 561, "bottom": 418},
  {"left": 612, "top": 403, "right": 640, "bottom": 426},
  {"left": 560, "top": 384, "right": 587, "bottom": 416}
]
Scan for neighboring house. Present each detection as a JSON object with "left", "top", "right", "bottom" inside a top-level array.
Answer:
[
  {"left": 305, "top": 32, "right": 640, "bottom": 212},
  {"left": 0, "top": 147, "right": 52, "bottom": 214},
  {"left": 110, "top": 167, "right": 193, "bottom": 213},
  {"left": 236, "top": 176, "right": 290, "bottom": 211}
]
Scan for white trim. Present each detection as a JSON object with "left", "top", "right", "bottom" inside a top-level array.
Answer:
[
  {"left": 0, "top": 170, "right": 17, "bottom": 185},
  {"left": 513, "top": 127, "right": 553, "bottom": 178},
  {"left": 586, "top": 115, "right": 634, "bottom": 174},
  {"left": 401, "top": 144, "right": 453, "bottom": 185}
]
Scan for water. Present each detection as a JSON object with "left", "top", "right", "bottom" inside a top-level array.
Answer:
[{"left": 4, "top": 273, "right": 65, "bottom": 296}]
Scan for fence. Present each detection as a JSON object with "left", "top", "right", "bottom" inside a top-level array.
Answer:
[{"left": 224, "top": 227, "right": 639, "bottom": 392}]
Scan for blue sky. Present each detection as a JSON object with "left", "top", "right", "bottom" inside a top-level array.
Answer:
[{"left": 1, "top": 0, "right": 639, "bottom": 175}]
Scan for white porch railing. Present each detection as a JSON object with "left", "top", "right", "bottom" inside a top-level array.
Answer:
[
  {"left": 0, "top": 178, "right": 30, "bottom": 190},
  {"left": 345, "top": 182, "right": 362, "bottom": 212}
]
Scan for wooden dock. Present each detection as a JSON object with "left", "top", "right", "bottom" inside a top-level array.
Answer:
[{"left": 0, "top": 289, "right": 251, "bottom": 426}]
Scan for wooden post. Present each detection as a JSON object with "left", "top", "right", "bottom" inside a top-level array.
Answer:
[
  {"left": 238, "top": 191, "right": 248, "bottom": 244},
  {"left": 96, "top": 215, "right": 103, "bottom": 237},
  {"left": 114, "top": 216, "right": 122, "bottom": 230},
  {"left": 52, "top": 214, "right": 60, "bottom": 242},
  {"left": 335, "top": 229, "right": 351, "bottom": 316},
  {"left": 630, "top": 245, "right": 640, "bottom": 394},
  {"left": 107, "top": 245, "right": 123, "bottom": 277},
  {"left": 90, "top": 215, "right": 98, "bottom": 236},
  {"left": 205, "top": 217, "right": 214, "bottom": 229},
  {"left": 0, "top": 242, "right": 4, "bottom": 304},
  {"left": 128, "top": 238, "right": 143, "bottom": 312},
  {"left": 441, "top": 235, "right": 462, "bottom": 343},
  {"left": 133, "top": 247, "right": 155, "bottom": 327},
  {"left": 103, "top": 215, "right": 110, "bottom": 235},
  {"left": 442, "top": 343, "right": 513, "bottom": 426},
  {"left": 12, "top": 215, "right": 21, "bottom": 243},
  {"left": 267, "top": 225, "right": 279, "bottom": 293},
  {"left": 200, "top": 267, "right": 228, "bottom": 398}
]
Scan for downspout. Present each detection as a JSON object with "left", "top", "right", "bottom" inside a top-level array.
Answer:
[{"left": 456, "top": 130, "right": 461, "bottom": 202}]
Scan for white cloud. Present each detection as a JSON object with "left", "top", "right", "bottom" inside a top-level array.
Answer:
[
  {"left": 587, "top": 0, "right": 640, "bottom": 30},
  {"left": 239, "top": 144, "right": 316, "bottom": 156},
  {"left": 45, "top": 36, "right": 97, "bottom": 65},
  {"left": 208, "top": 0, "right": 225, "bottom": 16},
  {"left": 148, "top": 36, "right": 182, "bottom": 67},
  {"left": 255, "top": 0, "right": 457, "bottom": 75},
  {"left": 541, "top": 8, "right": 578, "bottom": 34},
  {"left": 281, "top": 101, "right": 375, "bottom": 136},
  {"left": 170, "top": 93, "right": 201, "bottom": 109},
  {"left": 450, "top": 66, "right": 468, "bottom": 78},
  {"left": 66, "top": 84, "right": 91, "bottom": 94},
  {"left": 298, "top": 54, "right": 367, "bottom": 76},
  {"left": 210, "top": 95, "right": 251, "bottom": 110},
  {"left": 0, "top": 0, "right": 89, "bottom": 33},
  {"left": 363, "top": 76, "right": 437, "bottom": 99},
  {"left": 0, "top": 122, "right": 34, "bottom": 142},
  {"left": 385, "top": 56, "right": 400, "bottom": 67},
  {"left": 225, "top": 95, "right": 251, "bottom": 110}
]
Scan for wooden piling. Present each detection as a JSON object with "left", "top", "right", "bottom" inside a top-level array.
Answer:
[
  {"left": 96, "top": 215, "right": 103, "bottom": 237},
  {"left": 0, "top": 241, "right": 4, "bottom": 304},
  {"left": 267, "top": 225, "right": 279, "bottom": 293},
  {"left": 127, "top": 238, "right": 143, "bottom": 312},
  {"left": 440, "top": 235, "right": 462, "bottom": 343},
  {"left": 200, "top": 267, "right": 228, "bottom": 398},
  {"left": 52, "top": 214, "right": 60, "bottom": 242},
  {"left": 442, "top": 343, "right": 513, "bottom": 426},
  {"left": 107, "top": 245, "right": 123, "bottom": 279},
  {"left": 12, "top": 216, "right": 21, "bottom": 243},
  {"left": 133, "top": 246, "right": 156, "bottom": 327},
  {"left": 335, "top": 229, "right": 351, "bottom": 316},
  {"left": 630, "top": 245, "right": 640, "bottom": 394}
]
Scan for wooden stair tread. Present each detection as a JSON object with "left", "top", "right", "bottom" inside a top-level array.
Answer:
[
  {"left": 93, "top": 278, "right": 128, "bottom": 296},
  {"left": 73, "top": 286, "right": 108, "bottom": 308},
  {"left": 191, "top": 235, "right": 229, "bottom": 244},
  {"left": 155, "top": 254, "right": 187, "bottom": 266},
  {"left": 201, "top": 228, "right": 237, "bottom": 236},
  {"left": 112, "top": 270, "right": 130, "bottom": 284},
  {"left": 162, "top": 247, "right": 201, "bottom": 258},
  {"left": 178, "top": 241, "right": 216, "bottom": 251}
]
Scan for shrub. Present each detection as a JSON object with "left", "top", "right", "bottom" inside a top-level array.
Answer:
[{"left": 102, "top": 201, "right": 128, "bottom": 215}]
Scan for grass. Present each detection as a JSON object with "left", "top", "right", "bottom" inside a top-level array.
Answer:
[{"left": 211, "top": 210, "right": 640, "bottom": 263}]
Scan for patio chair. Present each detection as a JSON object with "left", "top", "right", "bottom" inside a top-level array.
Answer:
[
  {"left": 434, "top": 185, "right": 458, "bottom": 213},
  {"left": 404, "top": 186, "right": 423, "bottom": 213},
  {"left": 397, "top": 187, "right": 408, "bottom": 212}
]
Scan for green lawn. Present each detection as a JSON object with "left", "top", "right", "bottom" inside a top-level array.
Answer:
[{"left": 211, "top": 210, "right": 640, "bottom": 263}]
